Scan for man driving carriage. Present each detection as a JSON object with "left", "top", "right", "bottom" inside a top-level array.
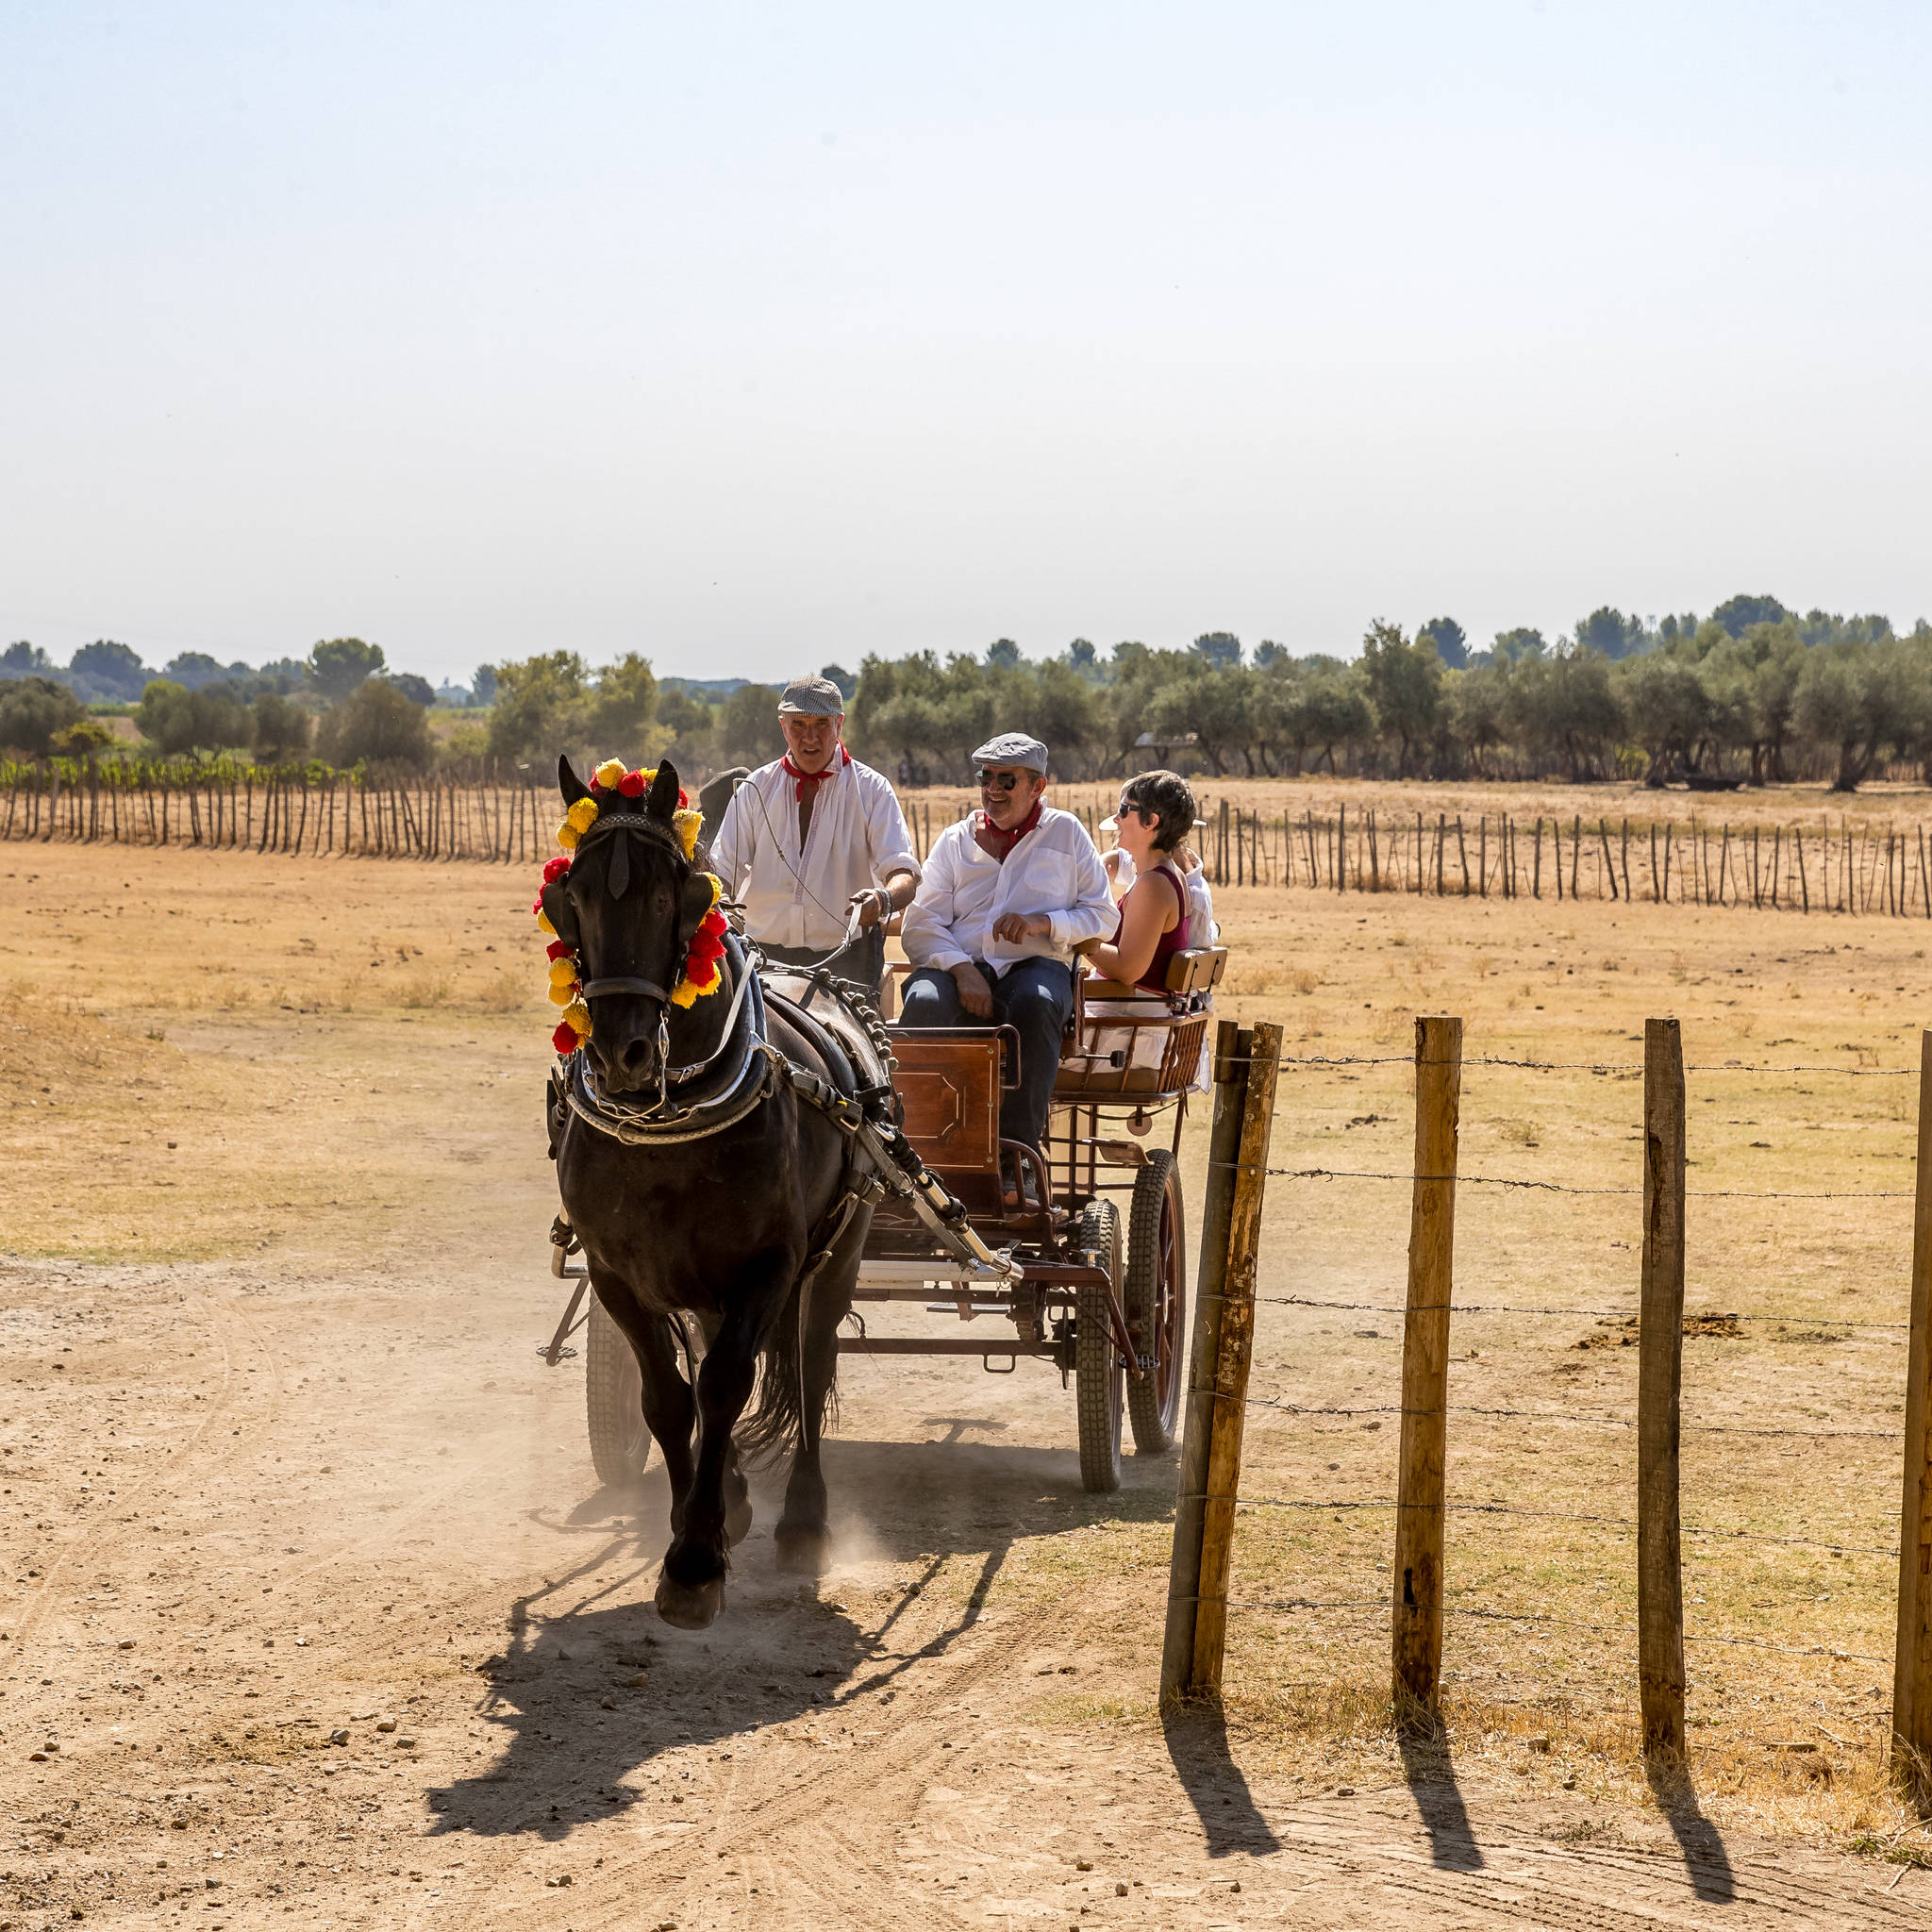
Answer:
[
  {"left": 899, "top": 732, "right": 1116, "bottom": 1199},
  {"left": 708, "top": 675, "right": 921, "bottom": 993}
]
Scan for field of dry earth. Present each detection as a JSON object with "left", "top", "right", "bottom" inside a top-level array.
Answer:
[{"left": 5, "top": 816, "right": 1932, "bottom": 1928}]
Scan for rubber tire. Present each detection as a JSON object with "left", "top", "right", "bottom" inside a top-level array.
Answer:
[
  {"left": 1074, "top": 1199, "right": 1124, "bottom": 1493},
  {"left": 1124, "top": 1149, "right": 1187, "bottom": 1455},
  {"left": 585, "top": 1295, "right": 653, "bottom": 1487}
]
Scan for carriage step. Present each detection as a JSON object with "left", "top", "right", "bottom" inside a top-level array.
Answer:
[
  {"left": 837, "top": 1337, "right": 1058, "bottom": 1358},
  {"left": 924, "top": 1302, "right": 1012, "bottom": 1316}
]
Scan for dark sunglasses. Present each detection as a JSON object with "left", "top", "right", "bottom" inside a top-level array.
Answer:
[
  {"left": 975, "top": 768, "right": 1024, "bottom": 791},
  {"left": 1115, "top": 798, "right": 1145, "bottom": 820}
]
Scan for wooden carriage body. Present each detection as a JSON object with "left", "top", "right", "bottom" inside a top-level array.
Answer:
[{"left": 845, "top": 943, "right": 1226, "bottom": 1490}]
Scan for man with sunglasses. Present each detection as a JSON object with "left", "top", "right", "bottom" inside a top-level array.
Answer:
[{"left": 900, "top": 733, "right": 1115, "bottom": 1199}]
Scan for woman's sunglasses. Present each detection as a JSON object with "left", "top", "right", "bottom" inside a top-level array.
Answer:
[
  {"left": 1115, "top": 799, "right": 1146, "bottom": 820},
  {"left": 975, "top": 769, "right": 1024, "bottom": 791}
]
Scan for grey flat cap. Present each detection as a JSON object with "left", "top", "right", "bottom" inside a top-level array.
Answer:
[
  {"left": 971, "top": 731, "right": 1048, "bottom": 774},
  {"left": 777, "top": 675, "right": 845, "bottom": 716}
]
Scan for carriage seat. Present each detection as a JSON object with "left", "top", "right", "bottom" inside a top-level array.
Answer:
[
  {"left": 1076, "top": 944, "right": 1227, "bottom": 1004},
  {"left": 1055, "top": 945, "right": 1226, "bottom": 1098}
]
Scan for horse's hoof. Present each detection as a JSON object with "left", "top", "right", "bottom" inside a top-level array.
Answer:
[
  {"left": 655, "top": 1573, "right": 724, "bottom": 1629},
  {"left": 774, "top": 1529, "right": 832, "bottom": 1576},
  {"left": 724, "top": 1491, "right": 754, "bottom": 1548}
]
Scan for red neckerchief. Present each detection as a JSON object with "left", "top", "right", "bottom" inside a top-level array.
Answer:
[
  {"left": 974, "top": 797, "right": 1042, "bottom": 862},
  {"left": 781, "top": 744, "right": 850, "bottom": 801}
]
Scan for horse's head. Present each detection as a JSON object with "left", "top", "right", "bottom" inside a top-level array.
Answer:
[{"left": 540, "top": 755, "right": 718, "bottom": 1094}]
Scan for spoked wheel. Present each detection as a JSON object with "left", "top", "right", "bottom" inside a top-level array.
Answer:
[
  {"left": 1074, "top": 1198, "right": 1124, "bottom": 1493},
  {"left": 1125, "top": 1150, "right": 1187, "bottom": 1455},
  {"left": 585, "top": 1295, "right": 653, "bottom": 1487}
]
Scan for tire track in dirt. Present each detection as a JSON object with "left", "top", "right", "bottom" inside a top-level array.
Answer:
[
  {"left": 546, "top": 1557, "right": 1061, "bottom": 1931},
  {"left": 11, "top": 1276, "right": 272, "bottom": 1654}
]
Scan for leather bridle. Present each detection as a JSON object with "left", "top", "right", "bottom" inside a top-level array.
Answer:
[
  {"left": 566, "top": 804, "right": 735, "bottom": 1111},
  {"left": 572, "top": 808, "right": 690, "bottom": 1008}
]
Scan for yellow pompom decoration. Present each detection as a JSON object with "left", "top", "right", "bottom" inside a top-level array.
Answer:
[
  {"left": 594, "top": 758, "right": 626, "bottom": 790},
  {"left": 547, "top": 958, "right": 578, "bottom": 990},
  {"left": 556, "top": 820, "right": 579, "bottom": 850},
  {"left": 536, "top": 908, "right": 557, "bottom": 936},
  {"left": 567, "top": 796, "right": 600, "bottom": 834},
  {"left": 674, "top": 808, "right": 702, "bottom": 859},
  {"left": 548, "top": 979, "right": 577, "bottom": 1008},
  {"left": 562, "top": 1000, "right": 591, "bottom": 1039}
]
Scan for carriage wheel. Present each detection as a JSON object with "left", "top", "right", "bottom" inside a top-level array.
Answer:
[
  {"left": 1124, "top": 1150, "right": 1187, "bottom": 1455},
  {"left": 1074, "top": 1199, "right": 1124, "bottom": 1493},
  {"left": 585, "top": 1295, "right": 653, "bottom": 1487}
]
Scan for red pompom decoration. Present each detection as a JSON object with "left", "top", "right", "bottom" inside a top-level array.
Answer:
[
  {"left": 684, "top": 956, "right": 721, "bottom": 992},
  {"left": 617, "top": 771, "right": 645, "bottom": 798},
  {"left": 545, "top": 940, "right": 574, "bottom": 961},
  {"left": 679, "top": 788, "right": 691, "bottom": 808},
  {"left": 551, "top": 1020, "right": 579, "bottom": 1054},
  {"left": 687, "top": 929, "right": 725, "bottom": 964},
  {"left": 542, "top": 855, "right": 571, "bottom": 883}
]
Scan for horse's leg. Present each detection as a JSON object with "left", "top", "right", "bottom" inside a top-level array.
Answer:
[
  {"left": 593, "top": 1278, "right": 695, "bottom": 1531},
  {"left": 774, "top": 1224, "right": 864, "bottom": 1575},
  {"left": 691, "top": 1310, "right": 753, "bottom": 1547},
  {"left": 657, "top": 1276, "right": 778, "bottom": 1629}
]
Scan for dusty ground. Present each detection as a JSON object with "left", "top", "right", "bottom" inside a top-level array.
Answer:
[{"left": 5, "top": 830, "right": 1932, "bottom": 1927}]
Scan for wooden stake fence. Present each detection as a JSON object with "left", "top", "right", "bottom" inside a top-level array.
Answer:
[
  {"left": 1893, "top": 1031, "right": 1932, "bottom": 1806},
  {"left": 1166, "top": 799, "right": 1932, "bottom": 917},
  {"left": 1638, "top": 1018, "right": 1688, "bottom": 1757},
  {"left": 1161, "top": 1020, "right": 1281, "bottom": 1703},
  {"left": 1161, "top": 1006, "right": 1932, "bottom": 1783},
  {"left": 1391, "top": 1016, "right": 1461, "bottom": 1724}
]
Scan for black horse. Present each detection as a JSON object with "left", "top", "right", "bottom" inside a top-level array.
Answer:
[{"left": 541, "top": 756, "right": 868, "bottom": 1629}]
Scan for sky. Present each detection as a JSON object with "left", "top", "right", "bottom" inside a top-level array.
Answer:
[{"left": 3, "top": 1, "right": 1929, "bottom": 688}]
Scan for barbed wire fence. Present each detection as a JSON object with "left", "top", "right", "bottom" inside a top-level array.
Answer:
[{"left": 1161, "top": 1018, "right": 1932, "bottom": 1808}]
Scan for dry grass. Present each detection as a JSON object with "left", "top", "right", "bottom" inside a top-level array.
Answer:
[
  {"left": 5, "top": 819, "right": 1929, "bottom": 1858},
  {"left": 914, "top": 773, "right": 1932, "bottom": 837},
  {"left": 1188, "top": 869, "right": 1926, "bottom": 1855},
  {"left": 0, "top": 845, "right": 548, "bottom": 1262}
]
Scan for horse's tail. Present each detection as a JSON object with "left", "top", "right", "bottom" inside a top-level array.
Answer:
[{"left": 738, "top": 1276, "right": 838, "bottom": 1467}]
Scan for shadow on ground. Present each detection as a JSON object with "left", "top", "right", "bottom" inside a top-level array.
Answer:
[
  {"left": 1645, "top": 1755, "right": 1736, "bottom": 1903},
  {"left": 425, "top": 1429, "right": 1176, "bottom": 1843},
  {"left": 1396, "top": 1724, "right": 1486, "bottom": 1871},
  {"left": 1161, "top": 1706, "right": 1284, "bottom": 1857}
]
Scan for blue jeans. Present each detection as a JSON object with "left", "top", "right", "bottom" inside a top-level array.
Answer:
[{"left": 898, "top": 957, "right": 1074, "bottom": 1151}]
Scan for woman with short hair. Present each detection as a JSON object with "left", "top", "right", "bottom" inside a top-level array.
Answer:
[{"left": 1084, "top": 770, "right": 1198, "bottom": 991}]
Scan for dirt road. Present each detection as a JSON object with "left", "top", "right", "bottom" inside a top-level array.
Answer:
[{"left": 4, "top": 842, "right": 1925, "bottom": 1925}]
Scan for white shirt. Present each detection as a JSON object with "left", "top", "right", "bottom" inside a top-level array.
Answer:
[
  {"left": 902, "top": 806, "right": 1116, "bottom": 978},
  {"left": 709, "top": 754, "right": 921, "bottom": 951},
  {"left": 1181, "top": 864, "right": 1217, "bottom": 947}
]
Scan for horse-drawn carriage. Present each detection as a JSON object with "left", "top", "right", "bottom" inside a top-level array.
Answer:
[{"left": 554, "top": 939, "right": 1225, "bottom": 1493}]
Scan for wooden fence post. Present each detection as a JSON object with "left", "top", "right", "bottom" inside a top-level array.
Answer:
[
  {"left": 1891, "top": 1031, "right": 1932, "bottom": 1807},
  {"left": 1393, "top": 1015, "right": 1461, "bottom": 1725},
  {"left": 1188, "top": 1019, "right": 1282, "bottom": 1698},
  {"left": 1639, "top": 1016, "right": 1687, "bottom": 1757},
  {"left": 1162, "top": 1021, "right": 1250, "bottom": 1705}
]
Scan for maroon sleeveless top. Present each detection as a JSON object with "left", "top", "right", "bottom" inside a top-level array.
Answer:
[{"left": 1111, "top": 862, "right": 1187, "bottom": 992}]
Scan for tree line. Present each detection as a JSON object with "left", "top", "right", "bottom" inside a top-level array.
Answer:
[{"left": 8, "top": 592, "right": 1931, "bottom": 792}]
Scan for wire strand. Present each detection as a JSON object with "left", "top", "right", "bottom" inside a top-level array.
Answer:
[
  {"left": 1257, "top": 1292, "right": 1907, "bottom": 1328},
  {"left": 1249, "top": 1164, "right": 1914, "bottom": 1200},
  {"left": 1224, "top": 1495, "right": 1898, "bottom": 1557}
]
